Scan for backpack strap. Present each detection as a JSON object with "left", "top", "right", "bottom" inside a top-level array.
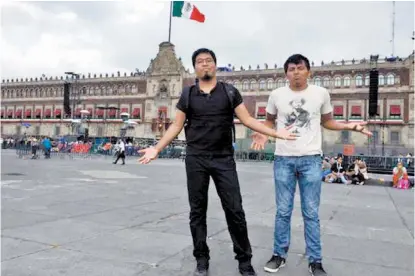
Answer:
[
  {"left": 182, "top": 85, "right": 195, "bottom": 127},
  {"left": 220, "top": 81, "right": 237, "bottom": 143}
]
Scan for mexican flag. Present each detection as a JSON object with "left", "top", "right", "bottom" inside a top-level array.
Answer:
[{"left": 172, "top": 1, "right": 205, "bottom": 23}]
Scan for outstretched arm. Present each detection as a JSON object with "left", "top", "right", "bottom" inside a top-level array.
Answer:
[
  {"left": 138, "top": 109, "right": 186, "bottom": 164},
  {"left": 262, "top": 112, "right": 276, "bottom": 136},
  {"left": 321, "top": 112, "right": 372, "bottom": 136},
  {"left": 321, "top": 113, "right": 350, "bottom": 130},
  {"left": 235, "top": 104, "right": 296, "bottom": 140},
  {"left": 154, "top": 110, "right": 187, "bottom": 153},
  {"left": 249, "top": 112, "right": 277, "bottom": 151},
  {"left": 319, "top": 89, "right": 371, "bottom": 135}
]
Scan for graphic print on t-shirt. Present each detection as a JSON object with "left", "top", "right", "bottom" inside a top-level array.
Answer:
[
  {"left": 268, "top": 84, "right": 332, "bottom": 156},
  {"left": 284, "top": 98, "right": 311, "bottom": 135}
]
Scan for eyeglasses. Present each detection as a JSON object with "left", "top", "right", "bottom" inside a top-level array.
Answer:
[{"left": 196, "top": 58, "right": 214, "bottom": 65}]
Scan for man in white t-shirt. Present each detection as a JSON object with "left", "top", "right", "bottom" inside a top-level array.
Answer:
[
  {"left": 113, "top": 139, "right": 126, "bottom": 165},
  {"left": 251, "top": 54, "right": 372, "bottom": 276}
]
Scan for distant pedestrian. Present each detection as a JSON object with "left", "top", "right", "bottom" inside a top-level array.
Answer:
[
  {"left": 113, "top": 139, "right": 125, "bottom": 165},
  {"left": 42, "top": 137, "right": 52, "bottom": 159}
]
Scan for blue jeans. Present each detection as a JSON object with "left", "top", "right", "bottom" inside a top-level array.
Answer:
[{"left": 273, "top": 155, "right": 322, "bottom": 263}]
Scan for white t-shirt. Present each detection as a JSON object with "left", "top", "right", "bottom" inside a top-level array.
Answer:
[
  {"left": 266, "top": 84, "right": 333, "bottom": 156},
  {"left": 118, "top": 141, "right": 125, "bottom": 152}
]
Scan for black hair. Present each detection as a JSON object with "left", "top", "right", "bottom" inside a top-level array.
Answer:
[
  {"left": 283, "top": 54, "right": 311, "bottom": 73},
  {"left": 192, "top": 48, "right": 217, "bottom": 67}
]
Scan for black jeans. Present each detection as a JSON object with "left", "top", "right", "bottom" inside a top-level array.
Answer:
[
  {"left": 44, "top": 148, "right": 51, "bottom": 158},
  {"left": 114, "top": 151, "right": 125, "bottom": 164},
  {"left": 185, "top": 155, "right": 252, "bottom": 263}
]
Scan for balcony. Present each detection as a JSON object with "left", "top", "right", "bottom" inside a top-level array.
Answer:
[
  {"left": 386, "top": 115, "right": 402, "bottom": 120},
  {"left": 348, "top": 115, "right": 363, "bottom": 121},
  {"left": 334, "top": 115, "right": 345, "bottom": 121},
  {"left": 385, "top": 115, "right": 404, "bottom": 125}
]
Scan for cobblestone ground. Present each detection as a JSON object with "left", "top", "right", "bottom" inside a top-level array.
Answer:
[{"left": 1, "top": 150, "right": 414, "bottom": 276}]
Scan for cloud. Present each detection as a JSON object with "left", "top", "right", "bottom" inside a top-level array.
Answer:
[{"left": 1, "top": 1, "right": 414, "bottom": 79}]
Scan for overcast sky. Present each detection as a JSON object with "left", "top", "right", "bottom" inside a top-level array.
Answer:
[{"left": 1, "top": 1, "right": 414, "bottom": 79}]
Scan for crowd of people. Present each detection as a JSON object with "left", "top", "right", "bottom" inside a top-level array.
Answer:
[
  {"left": 322, "top": 156, "right": 368, "bottom": 185},
  {"left": 2, "top": 135, "right": 52, "bottom": 159},
  {"left": 321, "top": 154, "right": 413, "bottom": 189}
]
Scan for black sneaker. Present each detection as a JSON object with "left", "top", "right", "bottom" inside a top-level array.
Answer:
[
  {"left": 309, "top": 262, "right": 327, "bottom": 276},
  {"left": 264, "top": 255, "right": 286, "bottom": 273},
  {"left": 194, "top": 258, "right": 209, "bottom": 276},
  {"left": 239, "top": 262, "right": 257, "bottom": 276}
]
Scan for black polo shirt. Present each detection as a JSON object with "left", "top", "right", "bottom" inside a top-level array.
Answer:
[{"left": 176, "top": 82, "right": 243, "bottom": 156}]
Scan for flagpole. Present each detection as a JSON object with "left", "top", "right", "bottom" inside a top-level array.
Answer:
[{"left": 168, "top": 1, "right": 172, "bottom": 42}]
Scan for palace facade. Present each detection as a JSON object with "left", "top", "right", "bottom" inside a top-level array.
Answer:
[{"left": 1, "top": 42, "right": 414, "bottom": 155}]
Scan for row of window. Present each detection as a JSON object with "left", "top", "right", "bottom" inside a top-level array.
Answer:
[
  {"left": 1, "top": 84, "right": 142, "bottom": 99},
  {"left": 229, "top": 73, "right": 397, "bottom": 91},
  {"left": 0, "top": 108, "right": 142, "bottom": 120},
  {"left": 331, "top": 104, "right": 402, "bottom": 119},
  {"left": 340, "top": 130, "right": 401, "bottom": 144},
  {"left": 13, "top": 125, "right": 87, "bottom": 137}
]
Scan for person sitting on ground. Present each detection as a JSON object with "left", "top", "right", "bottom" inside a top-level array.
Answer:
[
  {"left": 393, "top": 161, "right": 410, "bottom": 189},
  {"left": 346, "top": 158, "right": 366, "bottom": 185},
  {"left": 321, "top": 157, "right": 332, "bottom": 180},
  {"left": 328, "top": 156, "right": 351, "bottom": 185},
  {"left": 357, "top": 158, "right": 369, "bottom": 181},
  {"left": 323, "top": 157, "right": 337, "bottom": 183}
]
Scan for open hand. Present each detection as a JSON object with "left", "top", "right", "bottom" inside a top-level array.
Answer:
[
  {"left": 347, "top": 122, "right": 372, "bottom": 136},
  {"left": 250, "top": 132, "right": 268, "bottom": 151},
  {"left": 138, "top": 147, "right": 159, "bottom": 164}
]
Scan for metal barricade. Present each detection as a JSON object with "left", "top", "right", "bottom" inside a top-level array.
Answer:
[
  {"left": 343, "top": 155, "right": 414, "bottom": 175},
  {"left": 16, "top": 144, "right": 32, "bottom": 159},
  {"left": 234, "top": 151, "right": 274, "bottom": 163}
]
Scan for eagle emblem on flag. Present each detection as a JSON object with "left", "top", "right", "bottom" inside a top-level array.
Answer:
[{"left": 184, "top": 2, "right": 192, "bottom": 12}]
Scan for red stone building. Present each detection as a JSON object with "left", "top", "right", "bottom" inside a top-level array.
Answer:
[{"left": 1, "top": 42, "right": 413, "bottom": 155}]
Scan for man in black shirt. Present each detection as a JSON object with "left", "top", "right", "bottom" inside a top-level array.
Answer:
[{"left": 139, "top": 48, "right": 297, "bottom": 276}]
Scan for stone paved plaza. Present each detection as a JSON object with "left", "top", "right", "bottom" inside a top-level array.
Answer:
[{"left": 1, "top": 150, "right": 414, "bottom": 276}]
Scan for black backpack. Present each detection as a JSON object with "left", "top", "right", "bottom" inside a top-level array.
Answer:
[{"left": 181, "top": 81, "right": 237, "bottom": 143}]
